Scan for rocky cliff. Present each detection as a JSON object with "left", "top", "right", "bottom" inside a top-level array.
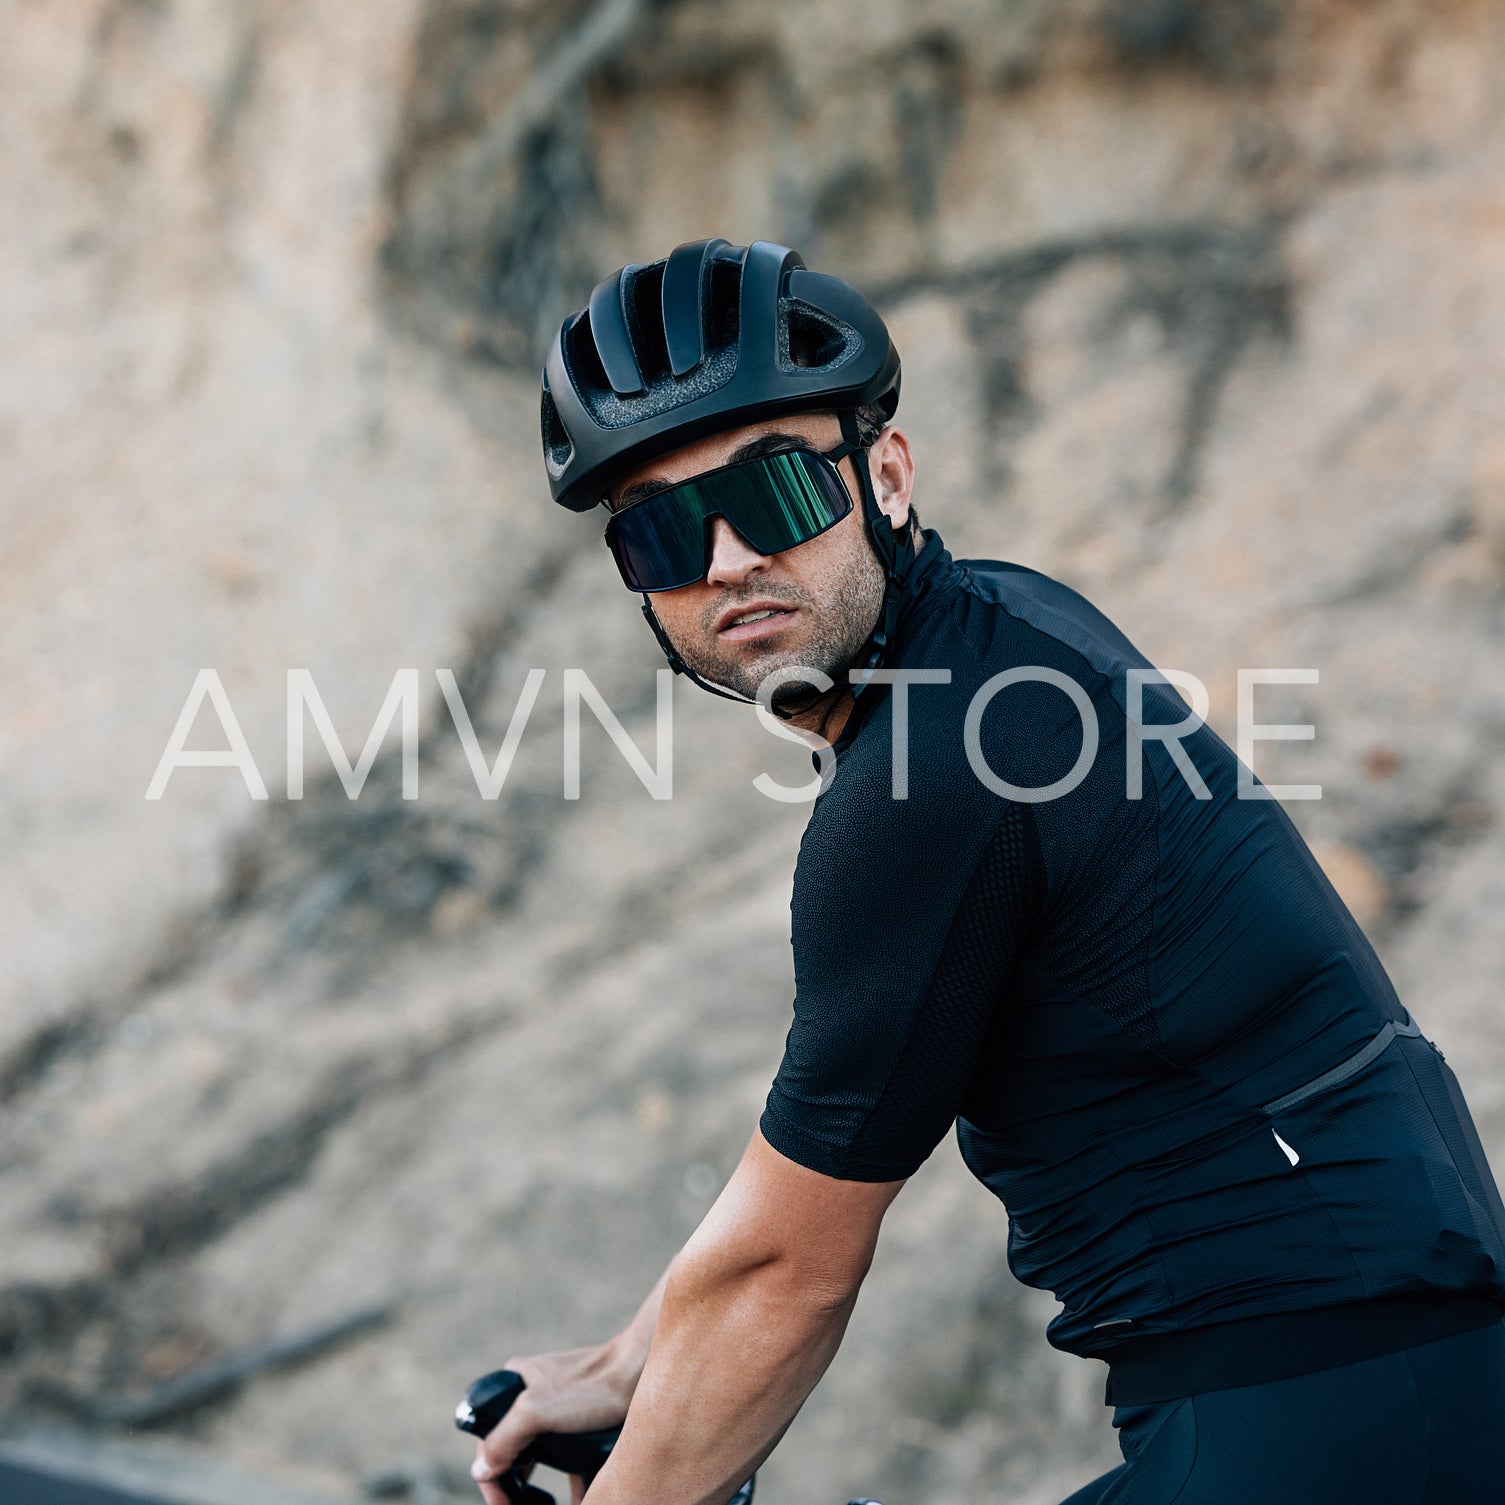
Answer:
[{"left": 3, "top": 3, "right": 1504, "bottom": 1502}]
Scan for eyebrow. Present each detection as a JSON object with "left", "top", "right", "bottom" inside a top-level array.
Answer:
[{"left": 610, "top": 432, "right": 815, "bottom": 511}]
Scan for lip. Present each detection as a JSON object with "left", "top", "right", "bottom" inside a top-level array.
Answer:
[{"left": 715, "top": 600, "right": 799, "bottom": 642}]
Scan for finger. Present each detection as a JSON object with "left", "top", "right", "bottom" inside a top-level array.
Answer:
[
  {"left": 473, "top": 1438, "right": 505, "bottom": 1483},
  {"left": 569, "top": 1475, "right": 586, "bottom": 1505},
  {"left": 474, "top": 1459, "right": 534, "bottom": 1504},
  {"left": 473, "top": 1442, "right": 513, "bottom": 1487},
  {"left": 476, "top": 1405, "right": 539, "bottom": 1478}
]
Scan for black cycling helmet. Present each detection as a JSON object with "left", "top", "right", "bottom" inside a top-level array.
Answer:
[{"left": 541, "top": 238, "right": 901, "bottom": 511}]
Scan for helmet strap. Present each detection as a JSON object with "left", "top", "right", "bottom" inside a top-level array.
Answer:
[
  {"left": 639, "top": 597, "right": 758, "bottom": 705},
  {"left": 840, "top": 409, "right": 914, "bottom": 698}
]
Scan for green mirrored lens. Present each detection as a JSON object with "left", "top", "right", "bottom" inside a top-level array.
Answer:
[{"left": 607, "top": 449, "right": 852, "bottom": 591}]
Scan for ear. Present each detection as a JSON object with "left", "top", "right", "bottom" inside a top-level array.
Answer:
[{"left": 867, "top": 426, "right": 916, "bottom": 533}]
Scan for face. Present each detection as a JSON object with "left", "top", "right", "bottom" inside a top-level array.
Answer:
[{"left": 608, "top": 414, "right": 916, "bottom": 710}]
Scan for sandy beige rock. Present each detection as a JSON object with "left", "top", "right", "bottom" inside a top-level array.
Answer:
[{"left": 5, "top": 4, "right": 1505, "bottom": 1504}]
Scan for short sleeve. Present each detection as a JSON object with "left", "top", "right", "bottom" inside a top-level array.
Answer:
[{"left": 761, "top": 796, "right": 1045, "bottom": 1181}]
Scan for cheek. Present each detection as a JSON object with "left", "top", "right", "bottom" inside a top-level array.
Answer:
[
  {"left": 649, "top": 585, "right": 707, "bottom": 636},
  {"left": 799, "top": 517, "right": 878, "bottom": 594}
]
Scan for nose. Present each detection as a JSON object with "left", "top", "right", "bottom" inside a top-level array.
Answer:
[{"left": 704, "top": 516, "right": 772, "bottom": 588}]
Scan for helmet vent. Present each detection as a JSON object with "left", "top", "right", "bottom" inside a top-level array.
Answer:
[
  {"left": 540, "top": 388, "right": 573, "bottom": 475},
  {"left": 708, "top": 257, "right": 741, "bottom": 351},
  {"left": 782, "top": 299, "right": 858, "bottom": 372},
  {"left": 563, "top": 312, "right": 610, "bottom": 395},
  {"left": 627, "top": 263, "right": 672, "bottom": 385}
]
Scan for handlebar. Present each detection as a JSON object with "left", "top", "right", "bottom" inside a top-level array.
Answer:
[{"left": 454, "top": 1368, "right": 755, "bottom": 1505}]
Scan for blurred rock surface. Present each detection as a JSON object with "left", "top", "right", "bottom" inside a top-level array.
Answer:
[{"left": 3, "top": 3, "right": 1504, "bottom": 1502}]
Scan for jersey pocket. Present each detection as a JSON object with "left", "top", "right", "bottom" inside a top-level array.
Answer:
[
  {"left": 1259, "top": 1019, "right": 1428, "bottom": 1116},
  {"left": 1259, "top": 1018, "right": 1505, "bottom": 1297}
]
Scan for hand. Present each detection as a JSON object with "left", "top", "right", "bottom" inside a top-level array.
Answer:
[{"left": 471, "top": 1342, "right": 634, "bottom": 1505}]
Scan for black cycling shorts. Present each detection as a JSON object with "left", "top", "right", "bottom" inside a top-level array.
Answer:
[{"left": 1058, "top": 1316, "right": 1505, "bottom": 1504}]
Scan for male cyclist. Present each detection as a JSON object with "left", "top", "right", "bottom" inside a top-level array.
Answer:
[{"left": 471, "top": 239, "right": 1505, "bottom": 1504}]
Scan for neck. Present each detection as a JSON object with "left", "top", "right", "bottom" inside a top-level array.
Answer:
[{"left": 778, "top": 683, "right": 856, "bottom": 744}]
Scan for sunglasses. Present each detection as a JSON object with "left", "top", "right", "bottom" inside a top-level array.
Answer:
[{"left": 603, "top": 441, "right": 860, "bottom": 593}]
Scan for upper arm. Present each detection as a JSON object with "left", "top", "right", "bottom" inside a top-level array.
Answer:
[
  {"left": 759, "top": 656, "right": 1047, "bottom": 1184},
  {"left": 762, "top": 804, "right": 1042, "bottom": 1182}
]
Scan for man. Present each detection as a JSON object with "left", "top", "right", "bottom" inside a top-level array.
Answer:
[{"left": 472, "top": 240, "right": 1505, "bottom": 1503}]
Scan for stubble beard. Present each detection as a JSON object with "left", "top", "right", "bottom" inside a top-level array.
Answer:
[{"left": 679, "top": 548, "right": 886, "bottom": 709}]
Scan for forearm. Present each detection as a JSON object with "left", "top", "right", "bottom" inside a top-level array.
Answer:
[
  {"left": 605, "top": 1265, "right": 670, "bottom": 1396},
  {"left": 509, "top": 1131, "right": 901, "bottom": 1505},
  {"left": 584, "top": 1247, "right": 863, "bottom": 1505}
]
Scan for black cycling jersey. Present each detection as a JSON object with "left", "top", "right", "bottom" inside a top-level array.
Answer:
[{"left": 760, "top": 531, "right": 1505, "bottom": 1390}]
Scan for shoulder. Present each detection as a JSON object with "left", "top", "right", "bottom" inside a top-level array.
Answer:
[
  {"left": 927, "top": 555, "right": 1161, "bottom": 692},
  {"left": 866, "top": 555, "right": 1163, "bottom": 770}
]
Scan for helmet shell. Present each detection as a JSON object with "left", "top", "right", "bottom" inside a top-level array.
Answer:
[{"left": 541, "top": 239, "right": 901, "bottom": 511}]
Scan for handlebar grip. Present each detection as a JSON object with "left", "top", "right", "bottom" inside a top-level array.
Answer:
[
  {"left": 454, "top": 1368, "right": 527, "bottom": 1439},
  {"left": 455, "top": 1369, "right": 619, "bottom": 1502},
  {"left": 531, "top": 1424, "right": 621, "bottom": 1481},
  {"left": 455, "top": 1367, "right": 755, "bottom": 1505}
]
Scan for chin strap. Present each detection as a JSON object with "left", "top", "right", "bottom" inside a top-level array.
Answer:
[
  {"left": 640, "top": 596, "right": 757, "bottom": 705},
  {"left": 642, "top": 410, "right": 914, "bottom": 708},
  {"left": 839, "top": 408, "right": 915, "bottom": 700}
]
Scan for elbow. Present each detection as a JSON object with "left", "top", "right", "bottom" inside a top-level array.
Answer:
[{"left": 664, "top": 1238, "right": 869, "bottom": 1325}]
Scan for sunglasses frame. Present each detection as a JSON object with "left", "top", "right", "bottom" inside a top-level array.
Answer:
[{"left": 602, "top": 439, "right": 862, "bottom": 593}]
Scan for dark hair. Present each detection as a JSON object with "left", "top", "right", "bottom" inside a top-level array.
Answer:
[{"left": 851, "top": 401, "right": 888, "bottom": 449}]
